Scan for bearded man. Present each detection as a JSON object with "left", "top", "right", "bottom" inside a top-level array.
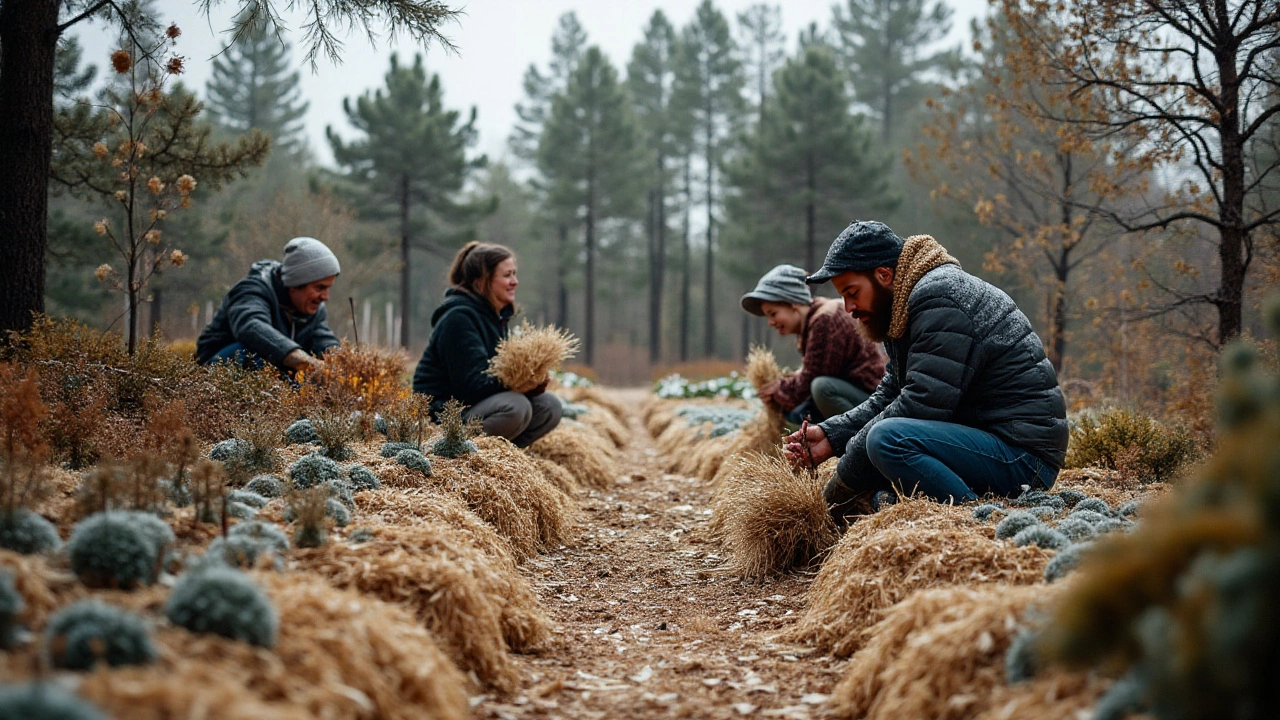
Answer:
[{"left": 782, "top": 221, "right": 1068, "bottom": 525}]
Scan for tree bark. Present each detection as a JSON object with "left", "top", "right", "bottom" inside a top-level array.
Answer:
[
  {"left": 585, "top": 156, "right": 597, "bottom": 367},
  {"left": 680, "top": 159, "right": 692, "bottom": 363},
  {"left": 556, "top": 222, "right": 570, "bottom": 328},
  {"left": 0, "top": 0, "right": 60, "bottom": 339},
  {"left": 400, "top": 174, "right": 412, "bottom": 348},
  {"left": 703, "top": 116, "right": 715, "bottom": 358},
  {"left": 1215, "top": 28, "right": 1246, "bottom": 345}
]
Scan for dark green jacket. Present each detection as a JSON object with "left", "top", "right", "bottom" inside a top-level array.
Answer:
[
  {"left": 412, "top": 288, "right": 513, "bottom": 411},
  {"left": 195, "top": 260, "right": 340, "bottom": 368},
  {"left": 820, "top": 264, "right": 1068, "bottom": 476}
]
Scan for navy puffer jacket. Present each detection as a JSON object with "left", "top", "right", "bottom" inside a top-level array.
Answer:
[{"left": 412, "top": 288, "right": 513, "bottom": 413}]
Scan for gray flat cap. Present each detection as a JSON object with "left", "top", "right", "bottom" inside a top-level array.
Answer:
[
  {"left": 806, "top": 221, "right": 904, "bottom": 285},
  {"left": 741, "top": 264, "right": 813, "bottom": 316}
]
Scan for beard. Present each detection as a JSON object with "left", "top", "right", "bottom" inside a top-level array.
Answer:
[{"left": 854, "top": 281, "right": 894, "bottom": 342}]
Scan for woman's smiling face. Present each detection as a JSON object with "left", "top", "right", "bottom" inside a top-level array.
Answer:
[{"left": 486, "top": 257, "right": 518, "bottom": 310}]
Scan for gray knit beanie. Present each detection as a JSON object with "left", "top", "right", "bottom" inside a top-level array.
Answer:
[
  {"left": 740, "top": 264, "right": 813, "bottom": 316},
  {"left": 280, "top": 237, "right": 340, "bottom": 287}
]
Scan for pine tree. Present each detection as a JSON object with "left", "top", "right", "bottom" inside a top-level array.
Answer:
[
  {"left": 627, "top": 10, "right": 679, "bottom": 364},
  {"left": 672, "top": 0, "right": 745, "bottom": 358},
  {"left": 327, "top": 53, "right": 494, "bottom": 348},
  {"left": 53, "top": 37, "right": 96, "bottom": 103},
  {"left": 832, "top": 0, "right": 958, "bottom": 144},
  {"left": 205, "top": 15, "right": 310, "bottom": 154},
  {"left": 539, "top": 46, "right": 643, "bottom": 366},
  {"left": 511, "top": 13, "right": 588, "bottom": 330},
  {"left": 724, "top": 42, "right": 898, "bottom": 278}
]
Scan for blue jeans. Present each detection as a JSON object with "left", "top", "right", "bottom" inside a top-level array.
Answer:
[
  {"left": 864, "top": 418, "right": 1057, "bottom": 503},
  {"left": 208, "top": 342, "right": 267, "bottom": 370}
]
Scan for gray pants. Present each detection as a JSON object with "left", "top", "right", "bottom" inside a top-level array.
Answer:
[
  {"left": 786, "top": 376, "right": 873, "bottom": 424},
  {"left": 464, "top": 391, "right": 563, "bottom": 448}
]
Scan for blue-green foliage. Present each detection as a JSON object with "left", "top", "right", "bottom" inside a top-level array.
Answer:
[
  {"left": 345, "top": 465, "right": 381, "bottom": 491},
  {"left": 995, "top": 510, "right": 1042, "bottom": 540},
  {"left": 1074, "top": 497, "right": 1112, "bottom": 515},
  {"left": 0, "top": 682, "right": 107, "bottom": 720},
  {"left": 164, "top": 566, "right": 277, "bottom": 647},
  {"left": 972, "top": 503, "right": 1004, "bottom": 521},
  {"left": 380, "top": 441, "right": 419, "bottom": 458},
  {"left": 551, "top": 370, "right": 594, "bottom": 388},
  {"left": 1044, "top": 541, "right": 1092, "bottom": 583},
  {"left": 1013, "top": 491, "right": 1065, "bottom": 511},
  {"left": 396, "top": 448, "right": 433, "bottom": 473},
  {"left": 655, "top": 372, "right": 756, "bottom": 399},
  {"left": 1025, "top": 505, "right": 1059, "bottom": 519},
  {"left": 1005, "top": 629, "right": 1041, "bottom": 683},
  {"left": 68, "top": 511, "right": 158, "bottom": 589},
  {"left": 44, "top": 599, "right": 155, "bottom": 670},
  {"left": 228, "top": 520, "right": 290, "bottom": 553},
  {"left": 676, "top": 405, "right": 756, "bottom": 438},
  {"left": 226, "top": 501, "right": 257, "bottom": 520},
  {"left": 227, "top": 489, "right": 269, "bottom": 509},
  {"left": 203, "top": 535, "right": 282, "bottom": 570},
  {"left": 285, "top": 419, "right": 319, "bottom": 445},
  {"left": 325, "top": 498, "right": 350, "bottom": 527},
  {"left": 1067, "top": 508, "right": 1110, "bottom": 525},
  {"left": 245, "top": 474, "right": 287, "bottom": 498},
  {"left": 348, "top": 527, "right": 375, "bottom": 543},
  {"left": 429, "top": 436, "right": 477, "bottom": 459},
  {"left": 1055, "top": 517, "right": 1098, "bottom": 542},
  {"left": 1012, "top": 525, "right": 1070, "bottom": 550},
  {"left": 1094, "top": 517, "right": 1135, "bottom": 536},
  {"left": 1092, "top": 672, "right": 1144, "bottom": 720},
  {"left": 0, "top": 570, "right": 22, "bottom": 650},
  {"left": 210, "top": 438, "right": 251, "bottom": 462},
  {"left": 289, "top": 453, "right": 342, "bottom": 489},
  {"left": 1117, "top": 499, "right": 1140, "bottom": 518},
  {"left": 559, "top": 398, "right": 588, "bottom": 420},
  {"left": 0, "top": 509, "right": 61, "bottom": 555},
  {"left": 1055, "top": 488, "right": 1087, "bottom": 508},
  {"left": 121, "top": 510, "right": 174, "bottom": 558},
  {"left": 326, "top": 478, "right": 355, "bottom": 508}
]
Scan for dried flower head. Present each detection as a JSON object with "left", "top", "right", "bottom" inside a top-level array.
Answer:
[
  {"left": 170, "top": 250, "right": 187, "bottom": 267},
  {"left": 93, "top": 220, "right": 109, "bottom": 236},
  {"left": 95, "top": 264, "right": 112, "bottom": 283},
  {"left": 146, "top": 177, "right": 164, "bottom": 195},
  {"left": 92, "top": 142, "right": 109, "bottom": 159},
  {"left": 111, "top": 50, "right": 132, "bottom": 74},
  {"left": 167, "top": 23, "right": 181, "bottom": 39},
  {"left": 144, "top": 230, "right": 161, "bottom": 245},
  {"left": 176, "top": 174, "right": 197, "bottom": 194},
  {"left": 166, "top": 56, "right": 184, "bottom": 75},
  {"left": 114, "top": 190, "right": 127, "bottom": 202}
]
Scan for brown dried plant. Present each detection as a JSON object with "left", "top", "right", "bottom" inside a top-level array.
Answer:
[
  {"left": 75, "top": 454, "right": 170, "bottom": 518},
  {"left": 298, "top": 343, "right": 408, "bottom": 418},
  {"left": 381, "top": 391, "right": 433, "bottom": 446},
  {"left": 486, "top": 320, "right": 580, "bottom": 393},
  {"left": 311, "top": 408, "right": 359, "bottom": 461},
  {"left": 144, "top": 397, "right": 199, "bottom": 499},
  {"left": 188, "top": 458, "right": 226, "bottom": 527},
  {"left": 289, "top": 486, "right": 331, "bottom": 548},
  {"left": 231, "top": 409, "right": 288, "bottom": 473},
  {"left": 0, "top": 363, "right": 53, "bottom": 514}
]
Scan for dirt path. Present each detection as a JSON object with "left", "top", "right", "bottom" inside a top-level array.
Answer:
[{"left": 475, "top": 389, "right": 845, "bottom": 720}]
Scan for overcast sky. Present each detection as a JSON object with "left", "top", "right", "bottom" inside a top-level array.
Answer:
[{"left": 72, "top": 0, "right": 990, "bottom": 167}]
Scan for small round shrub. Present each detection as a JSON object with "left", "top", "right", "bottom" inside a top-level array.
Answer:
[
  {"left": 396, "top": 449, "right": 432, "bottom": 475},
  {"left": 119, "top": 510, "right": 175, "bottom": 558},
  {"left": 1013, "top": 491, "right": 1065, "bottom": 511},
  {"left": 972, "top": 503, "right": 1004, "bottom": 521},
  {"left": 160, "top": 477, "right": 192, "bottom": 507},
  {"left": 228, "top": 520, "right": 289, "bottom": 553},
  {"left": 1005, "top": 629, "right": 1042, "bottom": 683},
  {"left": 1094, "top": 517, "right": 1135, "bottom": 536},
  {"left": 1055, "top": 517, "right": 1098, "bottom": 542},
  {"left": 325, "top": 498, "right": 350, "bottom": 527},
  {"left": 164, "top": 567, "right": 277, "bottom": 647},
  {"left": 245, "top": 474, "right": 287, "bottom": 498},
  {"left": 0, "top": 510, "right": 61, "bottom": 555},
  {"left": 1026, "top": 505, "right": 1059, "bottom": 519},
  {"left": 1012, "top": 525, "right": 1070, "bottom": 550},
  {"left": 0, "top": 682, "right": 107, "bottom": 720},
  {"left": 68, "top": 511, "right": 158, "bottom": 589},
  {"left": 345, "top": 464, "right": 381, "bottom": 491},
  {"left": 348, "top": 527, "right": 375, "bottom": 544},
  {"left": 1044, "top": 541, "right": 1093, "bottom": 583},
  {"left": 1092, "top": 672, "right": 1144, "bottom": 720},
  {"left": 225, "top": 501, "right": 257, "bottom": 520},
  {"left": 374, "top": 414, "right": 388, "bottom": 434},
  {"left": 995, "top": 510, "right": 1042, "bottom": 540},
  {"left": 209, "top": 438, "right": 250, "bottom": 462},
  {"left": 285, "top": 419, "right": 319, "bottom": 445},
  {"left": 430, "top": 435, "right": 476, "bottom": 459},
  {"left": 1117, "top": 499, "right": 1140, "bottom": 518},
  {"left": 227, "top": 489, "right": 269, "bottom": 509},
  {"left": 1074, "top": 497, "right": 1112, "bottom": 515},
  {"left": 1055, "top": 488, "right": 1087, "bottom": 507},
  {"left": 44, "top": 599, "right": 155, "bottom": 670},
  {"left": 1067, "top": 509, "right": 1110, "bottom": 525},
  {"left": 380, "top": 441, "right": 418, "bottom": 458},
  {"left": 327, "top": 478, "right": 355, "bottom": 508},
  {"left": 0, "top": 570, "right": 22, "bottom": 650},
  {"left": 202, "top": 535, "right": 283, "bottom": 570},
  {"left": 289, "top": 453, "right": 342, "bottom": 489}
]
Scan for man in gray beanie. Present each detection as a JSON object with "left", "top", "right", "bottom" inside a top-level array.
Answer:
[
  {"left": 782, "top": 220, "right": 1068, "bottom": 525},
  {"left": 196, "top": 237, "right": 342, "bottom": 374},
  {"left": 740, "top": 264, "right": 885, "bottom": 424}
]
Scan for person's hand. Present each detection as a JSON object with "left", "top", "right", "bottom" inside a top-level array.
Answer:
[
  {"left": 757, "top": 380, "right": 780, "bottom": 405},
  {"left": 526, "top": 377, "right": 550, "bottom": 397},
  {"left": 284, "top": 348, "right": 325, "bottom": 374},
  {"left": 783, "top": 422, "right": 834, "bottom": 468}
]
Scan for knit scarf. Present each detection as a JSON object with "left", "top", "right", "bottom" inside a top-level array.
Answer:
[{"left": 888, "top": 235, "right": 960, "bottom": 341}]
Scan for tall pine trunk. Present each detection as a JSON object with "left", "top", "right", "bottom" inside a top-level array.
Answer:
[
  {"left": 680, "top": 158, "right": 692, "bottom": 362},
  {"left": 1215, "top": 44, "right": 1246, "bottom": 345},
  {"left": 703, "top": 114, "right": 715, "bottom": 358},
  {"left": 0, "top": 0, "right": 60, "bottom": 338},
  {"left": 585, "top": 159, "right": 597, "bottom": 367},
  {"left": 649, "top": 152, "right": 667, "bottom": 364},
  {"left": 556, "top": 222, "right": 570, "bottom": 328},
  {"left": 399, "top": 174, "right": 412, "bottom": 348}
]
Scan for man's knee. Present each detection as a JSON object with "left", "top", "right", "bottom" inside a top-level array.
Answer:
[
  {"left": 865, "top": 417, "right": 917, "bottom": 466},
  {"left": 473, "top": 392, "right": 533, "bottom": 440},
  {"left": 810, "top": 376, "right": 838, "bottom": 403}
]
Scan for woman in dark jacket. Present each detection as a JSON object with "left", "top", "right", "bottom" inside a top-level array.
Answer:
[{"left": 412, "top": 242, "right": 562, "bottom": 448}]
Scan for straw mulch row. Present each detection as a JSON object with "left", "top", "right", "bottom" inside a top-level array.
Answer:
[
  {"left": 0, "top": 553, "right": 469, "bottom": 720},
  {"left": 528, "top": 423, "right": 619, "bottom": 490},
  {"left": 785, "top": 498, "right": 1052, "bottom": 657},
  {"left": 830, "top": 583, "right": 1104, "bottom": 720}
]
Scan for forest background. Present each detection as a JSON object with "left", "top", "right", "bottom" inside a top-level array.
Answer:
[{"left": 28, "top": 0, "right": 1280, "bottom": 420}]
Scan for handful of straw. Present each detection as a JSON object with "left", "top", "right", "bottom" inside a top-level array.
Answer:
[
  {"left": 486, "top": 320, "right": 581, "bottom": 394},
  {"left": 746, "top": 345, "right": 785, "bottom": 425}
]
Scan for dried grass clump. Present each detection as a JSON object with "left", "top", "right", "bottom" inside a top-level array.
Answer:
[
  {"left": 787, "top": 502, "right": 1051, "bottom": 656},
  {"left": 299, "top": 342, "right": 408, "bottom": 416},
  {"left": 1065, "top": 407, "right": 1200, "bottom": 485},
  {"left": 532, "top": 457, "right": 579, "bottom": 494},
  {"left": 486, "top": 321, "right": 579, "bottom": 394},
  {"left": 560, "top": 385, "right": 628, "bottom": 423},
  {"left": 295, "top": 521, "right": 544, "bottom": 690},
  {"left": 356, "top": 488, "right": 516, "bottom": 564},
  {"left": 527, "top": 424, "right": 618, "bottom": 490},
  {"left": 711, "top": 453, "right": 838, "bottom": 579},
  {"left": 831, "top": 584, "right": 1099, "bottom": 720},
  {"left": 576, "top": 403, "right": 631, "bottom": 448},
  {"left": 642, "top": 398, "right": 681, "bottom": 438}
]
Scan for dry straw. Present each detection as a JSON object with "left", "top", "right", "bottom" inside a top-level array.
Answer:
[
  {"left": 786, "top": 498, "right": 1051, "bottom": 656},
  {"left": 528, "top": 424, "right": 619, "bottom": 490},
  {"left": 561, "top": 385, "right": 628, "bottom": 423},
  {"left": 355, "top": 487, "right": 516, "bottom": 564},
  {"left": 831, "top": 584, "right": 1098, "bottom": 720},
  {"left": 576, "top": 400, "right": 631, "bottom": 448},
  {"left": 532, "top": 456, "right": 580, "bottom": 494},
  {"left": 486, "top": 320, "right": 580, "bottom": 394},
  {"left": 711, "top": 452, "right": 838, "bottom": 579}
]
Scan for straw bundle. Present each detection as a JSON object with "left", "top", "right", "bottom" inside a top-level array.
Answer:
[
  {"left": 533, "top": 456, "right": 580, "bottom": 494},
  {"left": 642, "top": 399, "right": 680, "bottom": 438},
  {"left": 787, "top": 504, "right": 1051, "bottom": 656},
  {"left": 711, "top": 453, "right": 839, "bottom": 579},
  {"left": 528, "top": 424, "right": 618, "bottom": 490},
  {"left": 831, "top": 584, "right": 1092, "bottom": 720},
  {"left": 486, "top": 320, "right": 579, "bottom": 394},
  {"left": 355, "top": 487, "right": 516, "bottom": 564},
  {"left": 561, "top": 385, "right": 628, "bottom": 424},
  {"left": 295, "top": 523, "right": 524, "bottom": 690},
  {"left": 577, "top": 401, "right": 631, "bottom": 448}
]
